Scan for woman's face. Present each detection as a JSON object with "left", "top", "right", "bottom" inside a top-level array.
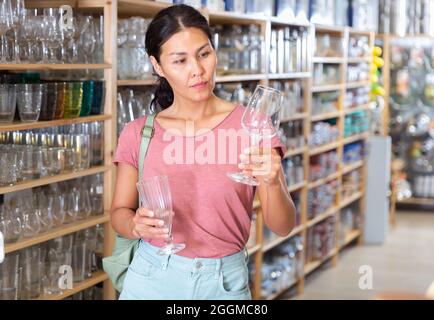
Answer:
[{"left": 152, "top": 27, "right": 217, "bottom": 104}]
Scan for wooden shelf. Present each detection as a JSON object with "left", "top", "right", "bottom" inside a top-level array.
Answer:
[
  {"left": 342, "top": 160, "right": 364, "bottom": 175},
  {"left": 313, "top": 57, "right": 345, "bottom": 64},
  {"left": 308, "top": 171, "right": 340, "bottom": 189},
  {"left": 309, "top": 141, "right": 340, "bottom": 156},
  {"left": 311, "top": 84, "right": 343, "bottom": 92},
  {"left": 340, "top": 191, "right": 363, "bottom": 209},
  {"left": 342, "top": 132, "right": 369, "bottom": 145},
  {"left": 289, "top": 181, "right": 307, "bottom": 193},
  {"left": 262, "top": 224, "right": 304, "bottom": 253},
  {"left": 284, "top": 146, "right": 306, "bottom": 158},
  {"left": 0, "top": 166, "right": 110, "bottom": 195},
  {"left": 269, "top": 16, "right": 310, "bottom": 27},
  {"left": 5, "top": 214, "right": 110, "bottom": 254},
  {"left": 117, "top": 79, "right": 157, "bottom": 86},
  {"left": 0, "top": 63, "right": 111, "bottom": 71},
  {"left": 206, "top": 9, "right": 267, "bottom": 25},
  {"left": 398, "top": 197, "right": 434, "bottom": 206},
  {"left": 306, "top": 206, "right": 339, "bottom": 228},
  {"left": 345, "top": 81, "right": 371, "bottom": 89},
  {"left": 348, "top": 29, "right": 373, "bottom": 36},
  {"left": 247, "top": 244, "right": 261, "bottom": 256},
  {"left": 268, "top": 72, "right": 311, "bottom": 80},
  {"left": 343, "top": 103, "right": 370, "bottom": 114},
  {"left": 118, "top": 0, "right": 171, "bottom": 16},
  {"left": 347, "top": 57, "right": 372, "bottom": 63},
  {"left": 314, "top": 24, "right": 346, "bottom": 34},
  {"left": 264, "top": 279, "right": 299, "bottom": 300},
  {"left": 281, "top": 113, "right": 308, "bottom": 122},
  {"left": 33, "top": 271, "right": 108, "bottom": 300},
  {"left": 304, "top": 249, "right": 338, "bottom": 276},
  {"left": 0, "top": 115, "right": 112, "bottom": 133},
  {"left": 339, "top": 229, "right": 361, "bottom": 250},
  {"left": 215, "top": 74, "right": 267, "bottom": 83},
  {"left": 311, "top": 111, "right": 340, "bottom": 122},
  {"left": 25, "top": 0, "right": 108, "bottom": 9}
]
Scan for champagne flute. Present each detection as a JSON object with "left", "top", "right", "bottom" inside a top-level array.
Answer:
[
  {"left": 136, "top": 175, "right": 185, "bottom": 256},
  {"left": 227, "top": 85, "right": 283, "bottom": 186}
]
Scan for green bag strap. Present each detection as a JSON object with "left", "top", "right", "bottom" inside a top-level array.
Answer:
[{"left": 138, "top": 114, "right": 155, "bottom": 181}]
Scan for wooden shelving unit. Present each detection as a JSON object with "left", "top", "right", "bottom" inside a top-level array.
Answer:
[
  {"left": 0, "top": 114, "right": 112, "bottom": 133},
  {"left": 33, "top": 271, "right": 108, "bottom": 301},
  {"left": 1, "top": 1, "right": 373, "bottom": 301},
  {"left": 1, "top": 0, "right": 117, "bottom": 301}
]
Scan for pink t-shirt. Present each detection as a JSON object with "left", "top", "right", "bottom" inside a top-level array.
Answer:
[{"left": 113, "top": 105, "right": 286, "bottom": 258}]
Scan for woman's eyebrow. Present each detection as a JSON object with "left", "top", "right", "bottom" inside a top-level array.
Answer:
[{"left": 169, "top": 43, "right": 210, "bottom": 56}]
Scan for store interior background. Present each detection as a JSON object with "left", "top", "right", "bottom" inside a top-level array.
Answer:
[{"left": 0, "top": 0, "right": 434, "bottom": 300}]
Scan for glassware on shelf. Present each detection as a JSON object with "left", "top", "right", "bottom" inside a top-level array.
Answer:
[
  {"left": 16, "top": 83, "right": 44, "bottom": 123},
  {"left": 88, "top": 174, "right": 104, "bottom": 216},
  {"left": 0, "top": 252, "right": 20, "bottom": 300},
  {"left": 0, "top": 84, "right": 17, "bottom": 123},
  {"left": 79, "top": 80, "right": 94, "bottom": 117},
  {"left": 0, "top": 203, "right": 22, "bottom": 243},
  {"left": 63, "top": 82, "right": 83, "bottom": 119}
]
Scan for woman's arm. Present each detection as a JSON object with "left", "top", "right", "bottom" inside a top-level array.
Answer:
[
  {"left": 239, "top": 148, "right": 296, "bottom": 237},
  {"left": 110, "top": 163, "right": 140, "bottom": 240}
]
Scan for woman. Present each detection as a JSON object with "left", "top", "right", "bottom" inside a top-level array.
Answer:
[{"left": 111, "top": 4, "right": 296, "bottom": 300}]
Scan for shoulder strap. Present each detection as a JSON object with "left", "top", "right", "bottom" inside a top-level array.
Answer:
[{"left": 138, "top": 114, "right": 155, "bottom": 181}]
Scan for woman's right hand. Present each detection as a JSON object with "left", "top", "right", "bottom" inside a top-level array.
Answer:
[{"left": 130, "top": 207, "right": 170, "bottom": 240}]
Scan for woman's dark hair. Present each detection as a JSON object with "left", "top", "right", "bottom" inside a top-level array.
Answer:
[{"left": 146, "top": 4, "right": 214, "bottom": 110}]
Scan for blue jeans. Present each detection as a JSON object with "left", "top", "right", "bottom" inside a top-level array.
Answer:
[{"left": 119, "top": 241, "right": 252, "bottom": 300}]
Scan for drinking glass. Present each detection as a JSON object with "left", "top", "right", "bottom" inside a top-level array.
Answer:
[
  {"left": 75, "top": 184, "right": 92, "bottom": 220},
  {"left": 90, "top": 80, "right": 105, "bottom": 115},
  {"left": 53, "top": 82, "right": 66, "bottom": 119},
  {"left": 20, "top": 245, "right": 42, "bottom": 299},
  {"left": 35, "top": 191, "right": 54, "bottom": 233},
  {"left": 17, "top": 197, "right": 41, "bottom": 238},
  {"left": 0, "top": 151, "right": 18, "bottom": 186},
  {"left": 0, "top": 203, "right": 22, "bottom": 243},
  {"left": 88, "top": 174, "right": 103, "bottom": 216},
  {"left": 227, "top": 85, "right": 283, "bottom": 186},
  {"left": 39, "top": 82, "right": 58, "bottom": 121},
  {"left": 16, "top": 83, "right": 44, "bottom": 123},
  {"left": 42, "top": 247, "right": 63, "bottom": 295},
  {"left": 0, "top": 252, "right": 20, "bottom": 300},
  {"left": 0, "top": 0, "right": 12, "bottom": 63},
  {"left": 47, "top": 193, "right": 66, "bottom": 227},
  {"left": 136, "top": 175, "right": 185, "bottom": 255},
  {"left": 63, "top": 82, "right": 83, "bottom": 118},
  {"left": 72, "top": 243, "right": 89, "bottom": 283},
  {"left": 0, "top": 84, "right": 17, "bottom": 123},
  {"left": 64, "top": 191, "right": 79, "bottom": 224},
  {"left": 79, "top": 80, "right": 94, "bottom": 117},
  {"left": 89, "top": 122, "right": 104, "bottom": 166}
]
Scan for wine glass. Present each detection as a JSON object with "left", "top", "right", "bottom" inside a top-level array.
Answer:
[
  {"left": 0, "top": 0, "right": 12, "bottom": 63},
  {"left": 136, "top": 175, "right": 185, "bottom": 256},
  {"left": 227, "top": 85, "right": 283, "bottom": 186}
]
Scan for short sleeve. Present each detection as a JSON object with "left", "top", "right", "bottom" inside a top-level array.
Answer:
[
  {"left": 113, "top": 120, "right": 141, "bottom": 170},
  {"left": 271, "top": 134, "right": 287, "bottom": 158}
]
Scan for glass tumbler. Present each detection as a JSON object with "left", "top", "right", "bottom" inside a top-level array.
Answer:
[
  {"left": 79, "top": 80, "right": 94, "bottom": 117},
  {"left": 0, "top": 252, "right": 20, "bottom": 300},
  {"left": 63, "top": 82, "right": 83, "bottom": 118},
  {"left": 39, "top": 82, "right": 58, "bottom": 121},
  {"left": 16, "top": 83, "right": 44, "bottom": 123},
  {"left": 0, "top": 84, "right": 17, "bottom": 123},
  {"left": 53, "top": 82, "right": 66, "bottom": 119}
]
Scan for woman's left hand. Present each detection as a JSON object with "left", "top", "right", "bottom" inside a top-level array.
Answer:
[{"left": 238, "top": 146, "right": 282, "bottom": 186}]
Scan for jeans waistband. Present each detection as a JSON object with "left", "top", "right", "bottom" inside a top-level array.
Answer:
[{"left": 137, "top": 240, "right": 248, "bottom": 276}]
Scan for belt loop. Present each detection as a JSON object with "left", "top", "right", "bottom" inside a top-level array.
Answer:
[
  {"left": 214, "top": 259, "right": 222, "bottom": 279},
  {"left": 244, "top": 247, "right": 249, "bottom": 263}
]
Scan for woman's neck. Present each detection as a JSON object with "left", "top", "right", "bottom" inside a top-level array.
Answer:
[{"left": 168, "top": 95, "right": 218, "bottom": 121}]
